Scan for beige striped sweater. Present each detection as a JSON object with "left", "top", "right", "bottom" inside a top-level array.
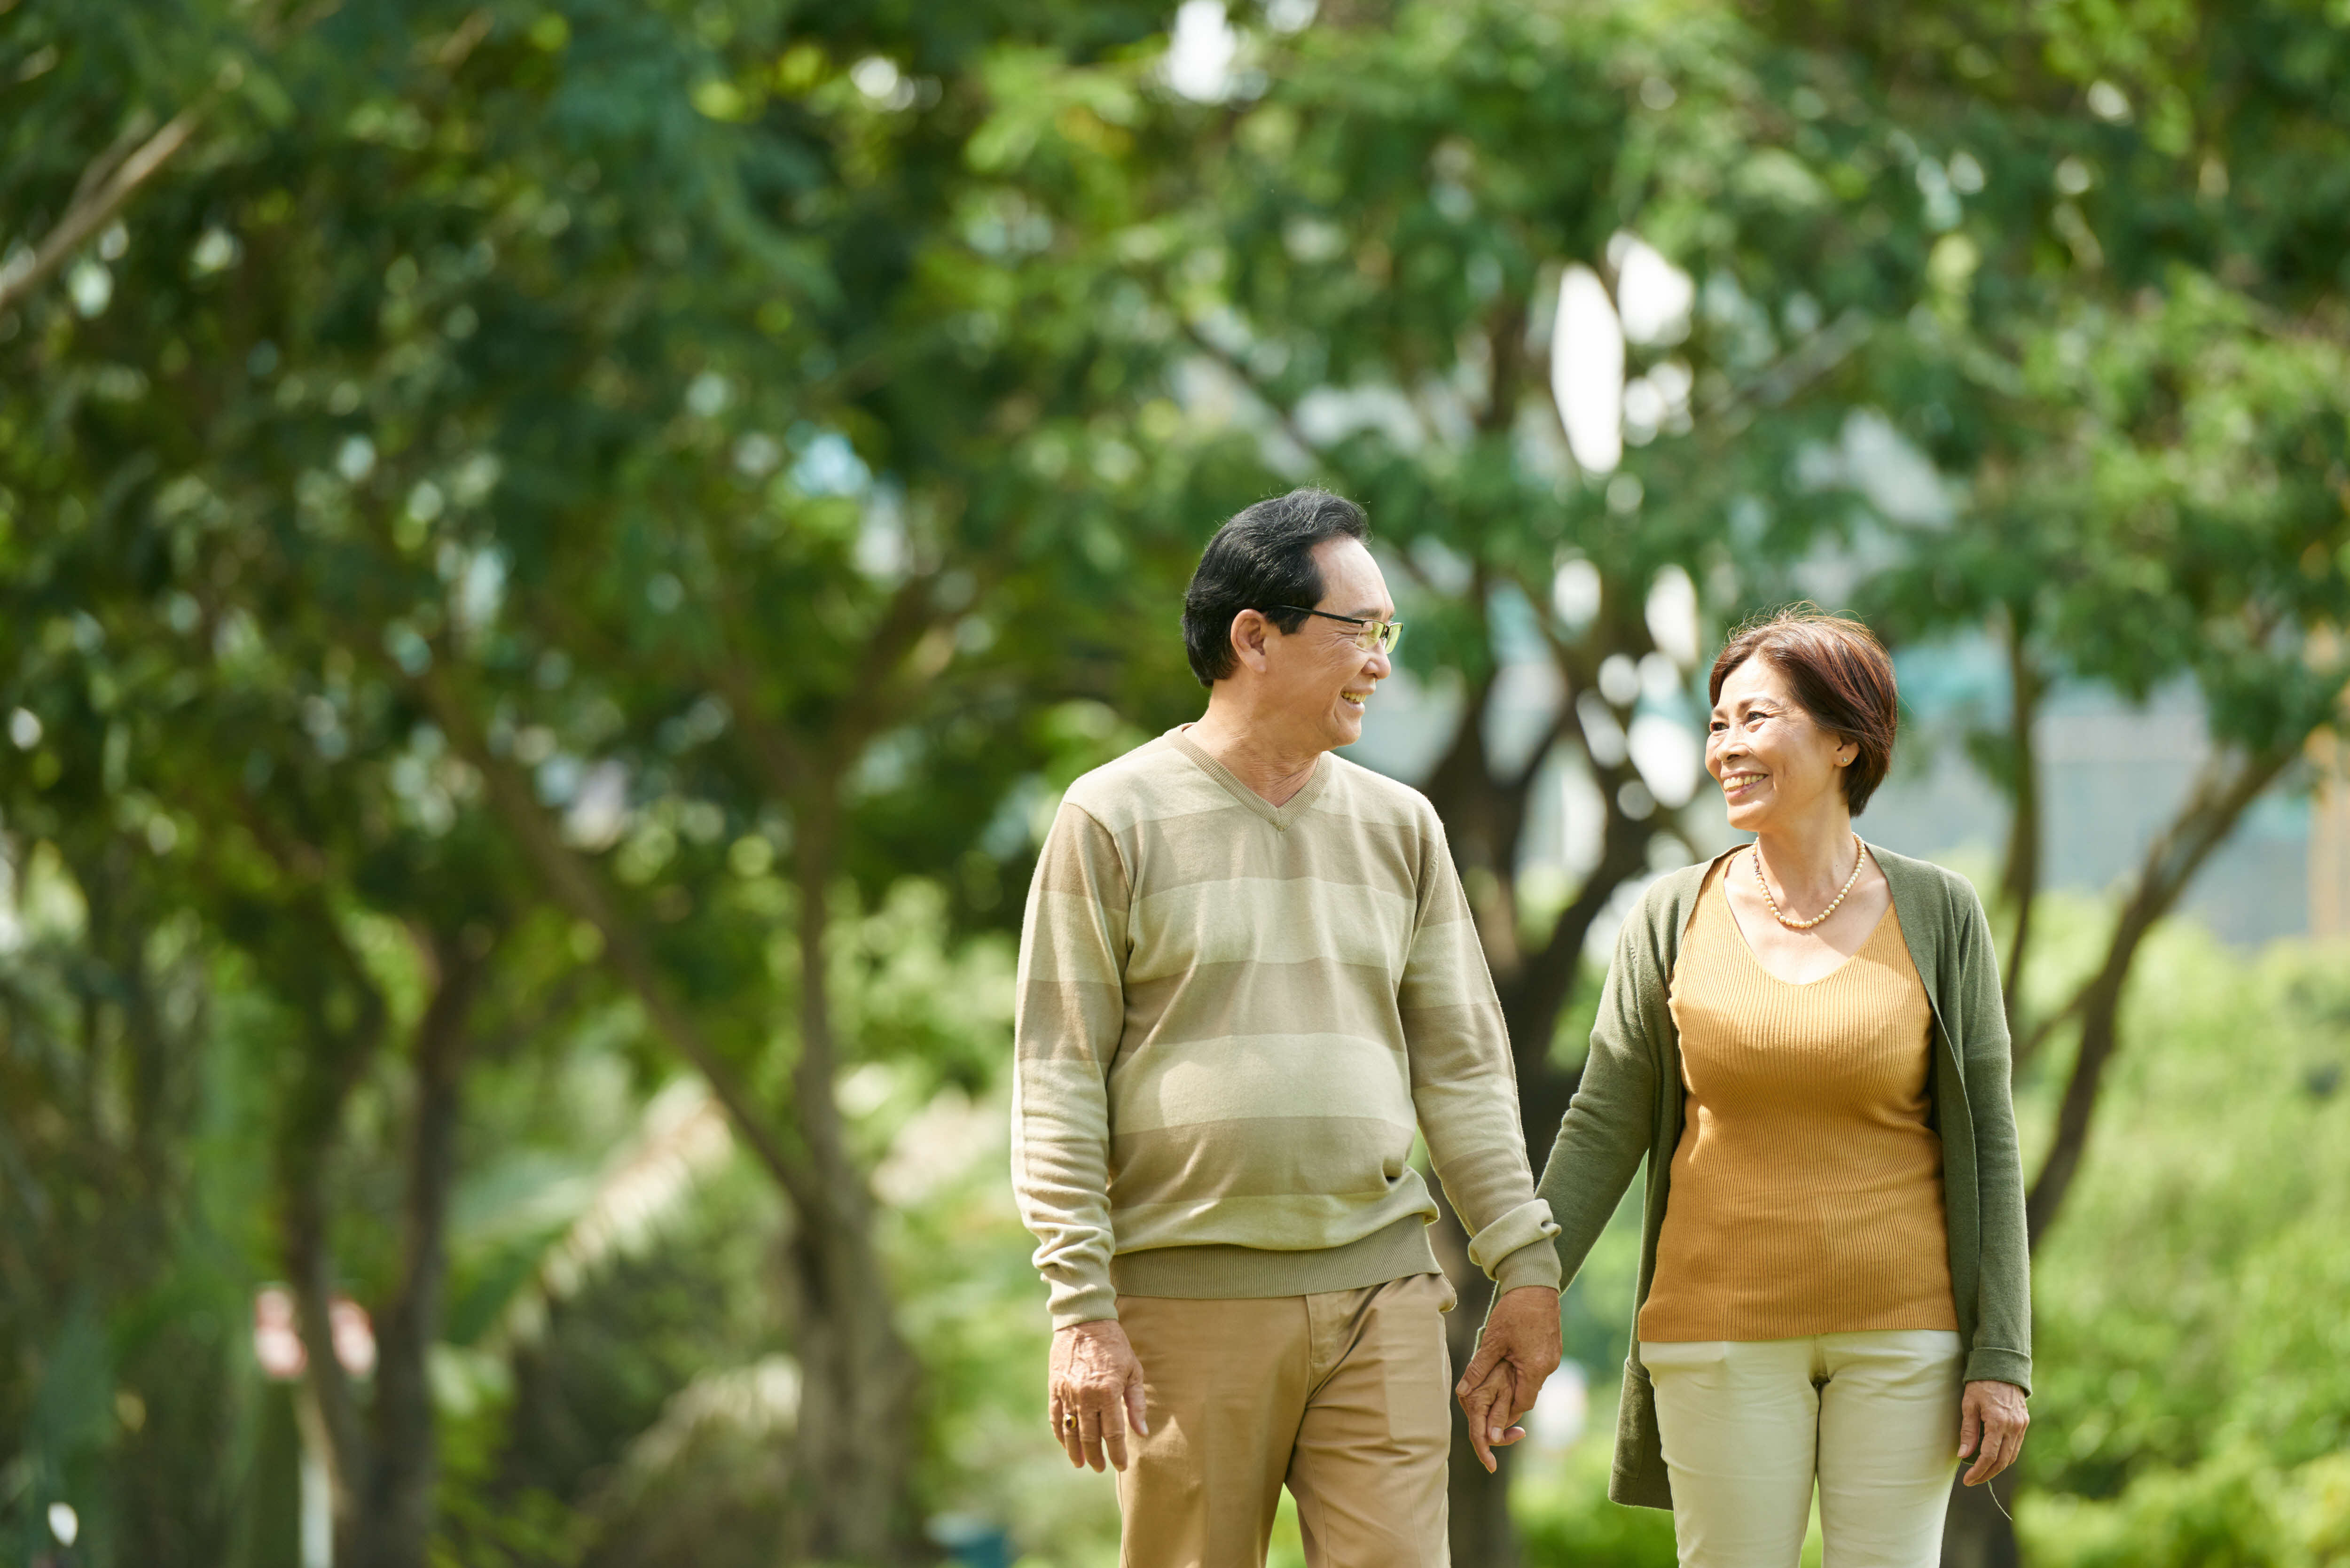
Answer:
[{"left": 1012, "top": 727, "right": 1562, "bottom": 1329}]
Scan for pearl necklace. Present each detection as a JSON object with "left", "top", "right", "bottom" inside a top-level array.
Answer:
[{"left": 1752, "top": 835, "right": 1865, "bottom": 930}]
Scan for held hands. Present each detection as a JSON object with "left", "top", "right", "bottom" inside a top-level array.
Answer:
[
  {"left": 1958, "top": 1379, "right": 2029, "bottom": 1486},
  {"left": 1049, "top": 1319, "right": 1150, "bottom": 1472},
  {"left": 1454, "top": 1286, "right": 1564, "bottom": 1474}
]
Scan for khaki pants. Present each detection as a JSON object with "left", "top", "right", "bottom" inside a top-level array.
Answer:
[
  {"left": 1639, "top": 1330, "right": 1966, "bottom": 1568},
  {"left": 1114, "top": 1273, "right": 1454, "bottom": 1568}
]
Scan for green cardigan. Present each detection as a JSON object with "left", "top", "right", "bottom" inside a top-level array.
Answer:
[{"left": 1532, "top": 841, "right": 2032, "bottom": 1510}]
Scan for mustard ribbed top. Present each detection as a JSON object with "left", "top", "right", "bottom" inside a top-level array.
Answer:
[{"left": 1637, "top": 854, "right": 1958, "bottom": 1342}]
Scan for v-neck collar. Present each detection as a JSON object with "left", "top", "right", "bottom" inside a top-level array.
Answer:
[
  {"left": 1167, "top": 725, "right": 1332, "bottom": 832},
  {"left": 1710, "top": 848, "right": 1898, "bottom": 987}
]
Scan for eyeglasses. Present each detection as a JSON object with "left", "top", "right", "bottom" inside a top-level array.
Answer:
[{"left": 1267, "top": 606, "right": 1405, "bottom": 656}]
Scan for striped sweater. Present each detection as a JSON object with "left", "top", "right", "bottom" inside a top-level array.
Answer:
[{"left": 1012, "top": 727, "right": 1562, "bottom": 1329}]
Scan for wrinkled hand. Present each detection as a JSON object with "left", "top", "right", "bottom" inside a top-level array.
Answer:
[
  {"left": 1049, "top": 1320, "right": 1150, "bottom": 1472},
  {"left": 1453, "top": 1287, "right": 1562, "bottom": 1474},
  {"left": 1958, "top": 1379, "right": 2029, "bottom": 1486}
]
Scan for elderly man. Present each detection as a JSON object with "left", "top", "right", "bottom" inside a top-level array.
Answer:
[{"left": 1011, "top": 488, "right": 1563, "bottom": 1566}]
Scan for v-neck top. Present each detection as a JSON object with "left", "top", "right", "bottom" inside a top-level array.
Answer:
[
  {"left": 1167, "top": 726, "right": 1330, "bottom": 829},
  {"left": 1637, "top": 856, "right": 1958, "bottom": 1342}
]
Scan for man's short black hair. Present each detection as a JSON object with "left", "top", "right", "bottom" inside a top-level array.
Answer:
[{"left": 1181, "top": 488, "right": 1371, "bottom": 687}]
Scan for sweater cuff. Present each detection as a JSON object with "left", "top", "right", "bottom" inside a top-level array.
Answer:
[
  {"left": 1492, "top": 1239, "right": 1565, "bottom": 1294},
  {"left": 1466, "top": 1198, "right": 1563, "bottom": 1279},
  {"left": 1047, "top": 1278, "right": 1120, "bottom": 1332},
  {"left": 1963, "top": 1346, "right": 2032, "bottom": 1396}
]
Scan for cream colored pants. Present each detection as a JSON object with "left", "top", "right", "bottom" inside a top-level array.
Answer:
[
  {"left": 1639, "top": 1330, "right": 1965, "bottom": 1568},
  {"left": 1114, "top": 1274, "right": 1454, "bottom": 1568}
]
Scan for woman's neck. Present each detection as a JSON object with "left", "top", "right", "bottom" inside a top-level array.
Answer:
[{"left": 1751, "top": 811, "right": 1860, "bottom": 905}]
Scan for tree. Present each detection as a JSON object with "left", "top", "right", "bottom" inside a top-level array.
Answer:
[
  {"left": 4, "top": 0, "right": 1200, "bottom": 1556},
  {"left": 7, "top": 0, "right": 2344, "bottom": 1561}
]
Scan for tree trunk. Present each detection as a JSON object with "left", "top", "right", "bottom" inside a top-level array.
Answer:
[
  {"left": 1994, "top": 614, "right": 2044, "bottom": 1046},
  {"left": 1496, "top": 791, "right": 1657, "bottom": 1105},
  {"left": 432, "top": 679, "right": 929, "bottom": 1559},
  {"left": 442, "top": 685, "right": 817, "bottom": 1200},
  {"left": 781, "top": 1212, "right": 925, "bottom": 1564},
  {"left": 354, "top": 930, "right": 483, "bottom": 1568},
  {"left": 270, "top": 909, "right": 388, "bottom": 1562},
  {"left": 1415, "top": 629, "right": 1668, "bottom": 1564},
  {"left": 782, "top": 789, "right": 926, "bottom": 1564},
  {"left": 1430, "top": 1197, "right": 1518, "bottom": 1568},
  {"left": 1940, "top": 1473, "right": 2022, "bottom": 1568},
  {"left": 1943, "top": 739, "right": 2292, "bottom": 1562},
  {"left": 2024, "top": 745, "right": 2289, "bottom": 1247}
]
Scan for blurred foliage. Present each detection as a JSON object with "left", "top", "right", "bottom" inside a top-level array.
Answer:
[
  {"left": 1515, "top": 1439, "right": 1683, "bottom": 1568},
  {"left": 2015, "top": 922, "right": 2350, "bottom": 1567},
  {"left": 1, "top": 0, "right": 2347, "bottom": 1563}
]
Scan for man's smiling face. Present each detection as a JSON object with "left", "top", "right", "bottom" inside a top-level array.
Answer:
[{"left": 1263, "top": 537, "right": 1395, "bottom": 751}]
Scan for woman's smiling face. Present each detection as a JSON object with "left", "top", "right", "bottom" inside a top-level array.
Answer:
[{"left": 1706, "top": 656, "right": 1856, "bottom": 831}]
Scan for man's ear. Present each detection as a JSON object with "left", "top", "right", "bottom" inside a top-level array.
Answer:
[{"left": 1229, "top": 609, "right": 1272, "bottom": 673}]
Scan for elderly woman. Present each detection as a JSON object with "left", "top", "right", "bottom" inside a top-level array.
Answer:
[{"left": 1527, "top": 607, "right": 2030, "bottom": 1566}]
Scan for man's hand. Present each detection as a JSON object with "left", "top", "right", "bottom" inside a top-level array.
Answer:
[
  {"left": 1049, "top": 1319, "right": 1150, "bottom": 1472},
  {"left": 1453, "top": 1286, "right": 1563, "bottom": 1474},
  {"left": 1958, "top": 1379, "right": 2029, "bottom": 1487}
]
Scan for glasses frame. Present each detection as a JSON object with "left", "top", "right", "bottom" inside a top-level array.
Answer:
[{"left": 1265, "top": 605, "right": 1404, "bottom": 656}]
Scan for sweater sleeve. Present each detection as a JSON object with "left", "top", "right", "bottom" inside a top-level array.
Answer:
[
  {"left": 1010, "top": 802, "right": 1131, "bottom": 1329},
  {"left": 1953, "top": 880, "right": 2033, "bottom": 1392},
  {"left": 1400, "top": 817, "right": 1562, "bottom": 1293},
  {"left": 1535, "top": 897, "right": 1662, "bottom": 1286}
]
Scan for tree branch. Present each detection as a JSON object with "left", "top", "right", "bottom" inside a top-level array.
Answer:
[
  {"left": 1501, "top": 755, "right": 1660, "bottom": 1123},
  {"left": 1703, "top": 309, "right": 1875, "bottom": 434},
  {"left": 836, "top": 573, "right": 949, "bottom": 757},
  {"left": 0, "top": 110, "right": 201, "bottom": 317},
  {"left": 1176, "top": 316, "right": 1326, "bottom": 461},
  {"left": 1477, "top": 299, "right": 1528, "bottom": 437},
  {"left": 417, "top": 671, "right": 827, "bottom": 1221},
  {"left": 1997, "top": 605, "right": 2045, "bottom": 1048},
  {"left": 2023, "top": 742, "right": 2295, "bottom": 1247}
]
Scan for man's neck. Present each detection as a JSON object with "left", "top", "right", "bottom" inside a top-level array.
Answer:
[{"left": 1185, "top": 698, "right": 1326, "bottom": 806}]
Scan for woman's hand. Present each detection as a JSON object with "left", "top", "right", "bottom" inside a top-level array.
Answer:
[{"left": 1958, "top": 1379, "right": 2029, "bottom": 1486}]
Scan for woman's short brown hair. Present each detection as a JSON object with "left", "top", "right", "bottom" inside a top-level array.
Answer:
[{"left": 1708, "top": 605, "right": 1899, "bottom": 815}]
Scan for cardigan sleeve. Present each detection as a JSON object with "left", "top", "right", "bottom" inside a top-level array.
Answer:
[
  {"left": 1534, "top": 896, "right": 1664, "bottom": 1286},
  {"left": 1953, "top": 879, "right": 2033, "bottom": 1392}
]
